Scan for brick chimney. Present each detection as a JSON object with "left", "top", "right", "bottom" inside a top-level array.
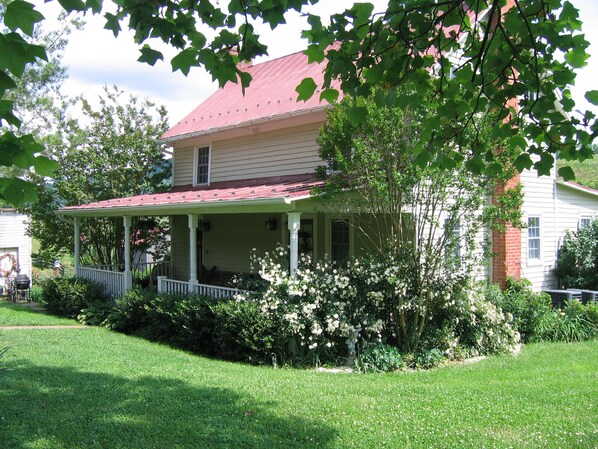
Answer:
[
  {"left": 492, "top": 174, "right": 522, "bottom": 289},
  {"left": 228, "top": 47, "right": 253, "bottom": 71}
]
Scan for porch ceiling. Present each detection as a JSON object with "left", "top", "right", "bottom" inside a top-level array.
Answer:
[{"left": 58, "top": 173, "right": 323, "bottom": 217}]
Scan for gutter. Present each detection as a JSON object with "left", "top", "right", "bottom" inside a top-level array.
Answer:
[
  {"left": 157, "top": 106, "right": 330, "bottom": 144},
  {"left": 57, "top": 196, "right": 298, "bottom": 217},
  {"left": 556, "top": 180, "right": 598, "bottom": 198}
]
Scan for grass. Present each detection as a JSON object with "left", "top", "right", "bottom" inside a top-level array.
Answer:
[
  {"left": 0, "top": 300, "right": 78, "bottom": 326},
  {"left": 0, "top": 307, "right": 596, "bottom": 448}
]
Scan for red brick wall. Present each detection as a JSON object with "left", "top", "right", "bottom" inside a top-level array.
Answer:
[{"left": 492, "top": 175, "right": 522, "bottom": 289}]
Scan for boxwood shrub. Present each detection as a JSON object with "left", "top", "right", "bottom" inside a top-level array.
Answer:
[{"left": 37, "top": 277, "right": 111, "bottom": 318}]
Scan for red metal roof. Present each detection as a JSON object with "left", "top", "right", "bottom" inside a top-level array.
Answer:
[
  {"left": 60, "top": 173, "right": 323, "bottom": 214},
  {"left": 162, "top": 50, "right": 340, "bottom": 141}
]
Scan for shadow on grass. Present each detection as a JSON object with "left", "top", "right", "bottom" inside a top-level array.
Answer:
[{"left": 0, "top": 363, "right": 336, "bottom": 449}]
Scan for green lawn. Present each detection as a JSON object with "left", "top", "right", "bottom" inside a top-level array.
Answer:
[
  {"left": 0, "top": 301, "right": 78, "bottom": 326},
  {"left": 0, "top": 307, "right": 596, "bottom": 448}
]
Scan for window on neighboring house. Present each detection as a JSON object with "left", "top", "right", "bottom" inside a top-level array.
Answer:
[
  {"left": 527, "top": 216, "right": 541, "bottom": 260},
  {"left": 330, "top": 218, "right": 350, "bottom": 265},
  {"left": 195, "top": 146, "right": 210, "bottom": 185},
  {"left": 444, "top": 218, "right": 461, "bottom": 262},
  {"left": 579, "top": 216, "right": 592, "bottom": 229}
]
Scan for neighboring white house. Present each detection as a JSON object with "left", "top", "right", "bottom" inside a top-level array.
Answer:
[{"left": 0, "top": 208, "right": 32, "bottom": 293}]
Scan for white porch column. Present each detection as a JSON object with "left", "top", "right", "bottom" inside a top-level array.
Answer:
[
  {"left": 188, "top": 213, "right": 199, "bottom": 290},
  {"left": 74, "top": 217, "right": 81, "bottom": 276},
  {"left": 287, "top": 212, "right": 301, "bottom": 275},
  {"left": 123, "top": 216, "right": 133, "bottom": 290}
]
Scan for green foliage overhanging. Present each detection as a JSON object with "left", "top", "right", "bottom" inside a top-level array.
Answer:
[{"left": 1, "top": 0, "right": 596, "bottom": 206}]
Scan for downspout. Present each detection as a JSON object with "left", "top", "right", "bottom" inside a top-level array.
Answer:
[
  {"left": 486, "top": 193, "right": 493, "bottom": 284},
  {"left": 553, "top": 162, "right": 559, "bottom": 288}
]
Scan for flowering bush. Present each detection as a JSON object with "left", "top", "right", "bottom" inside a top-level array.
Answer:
[
  {"left": 235, "top": 246, "right": 518, "bottom": 363},
  {"left": 236, "top": 247, "right": 387, "bottom": 361},
  {"left": 423, "top": 282, "right": 520, "bottom": 358}
]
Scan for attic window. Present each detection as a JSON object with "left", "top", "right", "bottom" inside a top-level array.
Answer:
[{"left": 194, "top": 145, "right": 211, "bottom": 185}]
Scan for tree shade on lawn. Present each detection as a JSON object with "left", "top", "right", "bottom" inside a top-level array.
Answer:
[{"left": 0, "top": 324, "right": 596, "bottom": 448}]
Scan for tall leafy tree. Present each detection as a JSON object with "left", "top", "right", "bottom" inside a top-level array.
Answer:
[
  {"left": 0, "top": 0, "right": 63, "bottom": 205},
  {"left": 317, "top": 91, "right": 523, "bottom": 348},
  {"left": 29, "top": 86, "right": 171, "bottom": 266},
  {"left": 1, "top": 0, "right": 596, "bottom": 204},
  {"left": 1, "top": 0, "right": 80, "bottom": 137}
]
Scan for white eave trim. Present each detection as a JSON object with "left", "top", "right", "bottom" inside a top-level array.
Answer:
[
  {"left": 556, "top": 180, "right": 598, "bottom": 198},
  {"left": 56, "top": 195, "right": 311, "bottom": 217},
  {"left": 157, "top": 105, "right": 330, "bottom": 145}
]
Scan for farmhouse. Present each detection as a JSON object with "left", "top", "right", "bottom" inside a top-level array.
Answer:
[{"left": 59, "top": 50, "right": 598, "bottom": 295}]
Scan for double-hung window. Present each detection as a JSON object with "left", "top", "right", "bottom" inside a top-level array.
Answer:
[
  {"left": 527, "top": 216, "right": 541, "bottom": 260},
  {"left": 579, "top": 215, "right": 592, "bottom": 229},
  {"left": 444, "top": 218, "right": 461, "bottom": 263},
  {"left": 195, "top": 146, "right": 210, "bottom": 185}
]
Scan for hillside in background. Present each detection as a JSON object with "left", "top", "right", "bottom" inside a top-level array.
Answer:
[{"left": 558, "top": 152, "right": 598, "bottom": 190}]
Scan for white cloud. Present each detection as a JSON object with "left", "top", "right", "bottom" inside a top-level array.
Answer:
[{"left": 35, "top": 0, "right": 597, "bottom": 125}]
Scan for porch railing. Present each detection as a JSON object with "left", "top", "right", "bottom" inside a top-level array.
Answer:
[
  {"left": 77, "top": 267, "right": 125, "bottom": 298},
  {"left": 157, "top": 276, "right": 241, "bottom": 299},
  {"left": 86, "top": 261, "right": 172, "bottom": 286}
]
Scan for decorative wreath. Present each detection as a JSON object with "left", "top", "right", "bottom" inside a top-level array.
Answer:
[{"left": 0, "top": 253, "right": 17, "bottom": 277}]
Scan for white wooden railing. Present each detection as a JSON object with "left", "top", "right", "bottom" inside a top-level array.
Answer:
[
  {"left": 157, "top": 276, "right": 241, "bottom": 299},
  {"left": 77, "top": 267, "right": 125, "bottom": 298},
  {"left": 86, "top": 261, "right": 172, "bottom": 286}
]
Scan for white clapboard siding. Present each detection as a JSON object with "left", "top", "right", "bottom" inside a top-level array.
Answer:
[
  {"left": 211, "top": 124, "right": 322, "bottom": 182},
  {"left": 555, "top": 183, "right": 598, "bottom": 240},
  {"left": 520, "top": 168, "right": 559, "bottom": 291},
  {"left": 0, "top": 210, "right": 32, "bottom": 280},
  {"left": 173, "top": 146, "right": 195, "bottom": 186},
  {"left": 172, "top": 123, "right": 323, "bottom": 186}
]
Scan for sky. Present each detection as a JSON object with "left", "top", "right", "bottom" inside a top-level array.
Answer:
[{"left": 36, "top": 0, "right": 598, "bottom": 127}]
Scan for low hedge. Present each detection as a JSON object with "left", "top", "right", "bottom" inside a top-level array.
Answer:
[
  {"left": 33, "top": 276, "right": 598, "bottom": 367},
  {"left": 37, "top": 277, "right": 111, "bottom": 318}
]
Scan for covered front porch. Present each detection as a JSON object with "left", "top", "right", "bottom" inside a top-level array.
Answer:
[{"left": 59, "top": 174, "right": 328, "bottom": 299}]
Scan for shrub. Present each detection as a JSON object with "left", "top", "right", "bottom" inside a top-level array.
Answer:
[
  {"left": 537, "top": 299, "right": 598, "bottom": 342},
  {"left": 29, "top": 284, "right": 43, "bottom": 303},
  {"left": 78, "top": 303, "right": 114, "bottom": 326},
  {"left": 103, "top": 287, "right": 155, "bottom": 333},
  {"left": 38, "top": 277, "right": 111, "bottom": 318},
  {"left": 103, "top": 290, "right": 234, "bottom": 357},
  {"left": 159, "top": 294, "right": 217, "bottom": 354},
  {"left": 210, "top": 299, "right": 290, "bottom": 363},
  {"left": 489, "top": 278, "right": 554, "bottom": 342},
  {"left": 415, "top": 348, "right": 444, "bottom": 369},
  {"left": 423, "top": 282, "right": 520, "bottom": 358},
  {"left": 555, "top": 218, "right": 598, "bottom": 290},
  {"left": 356, "top": 344, "right": 403, "bottom": 373}
]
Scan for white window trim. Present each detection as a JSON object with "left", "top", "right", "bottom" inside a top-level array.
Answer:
[
  {"left": 193, "top": 144, "right": 211, "bottom": 186},
  {"left": 578, "top": 213, "right": 594, "bottom": 229},
  {"left": 443, "top": 216, "right": 462, "bottom": 262},
  {"left": 325, "top": 215, "right": 354, "bottom": 263},
  {"left": 526, "top": 214, "right": 542, "bottom": 266}
]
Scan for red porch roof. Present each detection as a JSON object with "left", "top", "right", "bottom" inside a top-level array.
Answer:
[
  {"left": 161, "top": 50, "right": 341, "bottom": 141},
  {"left": 59, "top": 173, "right": 323, "bottom": 216}
]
